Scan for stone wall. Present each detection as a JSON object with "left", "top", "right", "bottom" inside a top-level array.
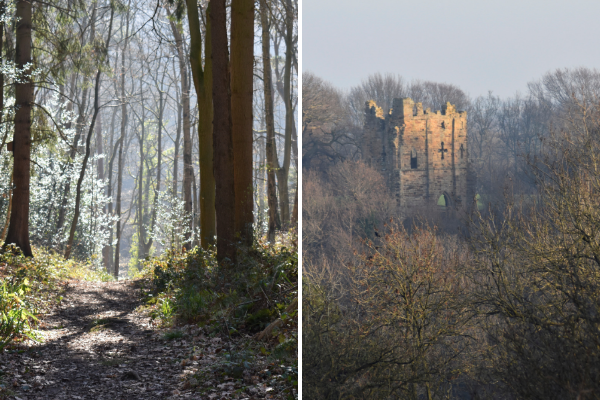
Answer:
[{"left": 363, "top": 97, "right": 470, "bottom": 213}]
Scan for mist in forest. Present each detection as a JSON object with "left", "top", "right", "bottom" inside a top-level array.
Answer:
[{"left": 0, "top": 0, "right": 298, "bottom": 276}]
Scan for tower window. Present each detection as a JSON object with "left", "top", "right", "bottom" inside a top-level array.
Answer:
[{"left": 411, "top": 148, "right": 418, "bottom": 169}]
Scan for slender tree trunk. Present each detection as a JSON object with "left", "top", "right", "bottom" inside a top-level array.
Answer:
[
  {"left": 64, "top": 5, "right": 114, "bottom": 260},
  {"left": 1, "top": 174, "right": 12, "bottom": 241},
  {"left": 211, "top": 0, "right": 236, "bottom": 263},
  {"left": 168, "top": 16, "right": 193, "bottom": 249},
  {"left": 231, "top": 0, "right": 254, "bottom": 245},
  {"left": 114, "top": 107, "right": 125, "bottom": 278},
  {"left": 186, "top": 0, "right": 216, "bottom": 248},
  {"left": 258, "top": 134, "right": 266, "bottom": 232},
  {"left": 191, "top": 166, "right": 198, "bottom": 244},
  {"left": 142, "top": 78, "right": 165, "bottom": 257},
  {"left": 173, "top": 89, "right": 181, "bottom": 197},
  {"left": 272, "top": 0, "right": 294, "bottom": 228},
  {"left": 260, "top": 0, "right": 281, "bottom": 242},
  {"left": 114, "top": 8, "right": 130, "bottom": 278},
  {"left": 55, "top": 74, "right": 81, "bottom": 236},
  {"left": 291, "top": 179, "right": 297, "bottom": 227},
  {"left": 3, "top": 0, "right": 32, "bottom": 257},
  {"left": 191, "top": 124, "right": 198, "bottom": 242},
  {"left": 137, "top": 72, "right": 146, "bottom": 265},
  {"left": 95, "top": 112, "right": 111, "bottom": 268},
  {"left": 105, "top": 106, "right": 117, "bottom": 273}
]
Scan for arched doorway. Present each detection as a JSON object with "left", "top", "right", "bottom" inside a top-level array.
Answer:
[{"left": 437, "top": 193, "right": 451, "bottom": 209}]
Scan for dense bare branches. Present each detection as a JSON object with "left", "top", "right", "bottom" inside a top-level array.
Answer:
[
  {"left": 303, "top": 67, "right": 600, "bottom": 399},
  {"left": 304, "top": 225, "right": 474, "bottom": 399}
]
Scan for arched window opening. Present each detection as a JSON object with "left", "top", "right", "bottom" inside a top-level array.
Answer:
[
  {"left": 410, "top": 148, "right": 418, "bottom": 169},
  {"left": 437, "top": 194, "right": 449, "bottom": 208}
]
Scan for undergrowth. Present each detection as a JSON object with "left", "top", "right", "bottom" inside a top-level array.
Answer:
[
  {"left": 138, "top": 232, "right": 298, "bottom": 395},
  {"left": 0, "top": 242, "right": 112, "bottom": 351}
]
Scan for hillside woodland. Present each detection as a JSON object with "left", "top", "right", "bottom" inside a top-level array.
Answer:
[
  {"left": 303, "top": 68, "right": 600, "bottom": 399},
  {"left": 0, "top": 0, "right": 298, "bottom": 398}
]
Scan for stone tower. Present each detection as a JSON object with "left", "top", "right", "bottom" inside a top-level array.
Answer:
[{"left": 363, "top": 98, "right": 472, "bottom": 213}]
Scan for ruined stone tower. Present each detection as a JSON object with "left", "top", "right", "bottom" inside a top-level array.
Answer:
[{"left": 363, "top": 98, "right": 472, "bottom": 213}]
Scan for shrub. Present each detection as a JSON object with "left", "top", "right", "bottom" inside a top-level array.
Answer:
[{"left": 0, "top": 278, "right": 38, "bottom": 350}]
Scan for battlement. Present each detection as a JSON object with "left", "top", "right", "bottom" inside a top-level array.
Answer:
[
  {"left": 367, "top": 97, "right": 466, "bottom": 120},
  {"left": 362, "top": 94, "right": 470, "bottom": 215},
  {"left": 365, "top": 100, "right": 384, "bottom": 120}
]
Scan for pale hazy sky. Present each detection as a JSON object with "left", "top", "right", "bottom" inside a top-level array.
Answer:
[{"left": 303, "top": 0, "right": 600, "bottom": 99}]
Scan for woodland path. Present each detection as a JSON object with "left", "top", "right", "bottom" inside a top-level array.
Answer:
[{"left": 1, "top": 280, "right": 283, "bottom": 399}]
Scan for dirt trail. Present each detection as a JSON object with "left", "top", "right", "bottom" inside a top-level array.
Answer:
[
  {"left": 1, "top": 280, "right": 294, "bottom": 400},
  {"left": 1, "top": 280, "right": 185, "bottom": 399}
]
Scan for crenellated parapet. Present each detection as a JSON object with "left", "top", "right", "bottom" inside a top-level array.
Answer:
[{"left": 362, "top": 97, "right": 471, "bottom": 214}]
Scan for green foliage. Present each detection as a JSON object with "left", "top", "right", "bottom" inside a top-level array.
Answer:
[
  {"left": 0, "top": 243, "right": 111, "bottom": 350},
  {"left": 148, "top": 293, "right": 175, "bottom": 322},
  {"left": 245, "top": 308, "right": 277, "bottom": 332},
  {"left": 162, "top": 329, "right": 184, "bottom": 341},
  {"left": 176, "top": 288, "right": 217, "bottom": 322},
  {"left": 219, "top": 349, "right": 255, "bottom": 378},
  {"left": 0, "top": 278, "right": 39, "bottom": 351},
  {"left": 140, "top": 235, "right": 298, "bottom": 334}
]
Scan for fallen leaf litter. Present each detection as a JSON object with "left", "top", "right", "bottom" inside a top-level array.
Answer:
[{"left": 0, "top": 280, "right": 297, "bottom": 399}]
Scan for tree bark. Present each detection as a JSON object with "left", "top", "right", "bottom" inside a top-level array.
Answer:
[
  {"left": 95, "top": 112, "right": 111, "bottom": 269},
  {"left": 114, "top": 8, "right": 131, "bottom": 278},
  {"left": 1, "top": 174, "right": 12, "bottom": 241},
  {"left": 168, "top": 16, "right": 193, "bottom": 249},
  {"left": 273, "top": 0, "right": 294, "bottom": 228},
  {"left": 136, "top": 71, "right": 146, "bottom": 266},
  {"left": 260, "top": 0, "right": 281, "bottom": 242},
  {"left": 211, "top": 0, "right": 236, "bottom": 263},
  {"left": 3, "top": 0, "right": 32, "bottom": 257},
  {"left": 64, "top": 4, "right": 114, "bottom": 260},
  {"left": 186, "top": 0, "right": 215, "bottom": 248},
  {"left": 231, "top": 0, "right": 254, "bottom": 245},
  {"left": 55, "top": 73, "right": 77, "bottom": 235},
  {"left": 291, "top": 179, "right": 298, "bottom": 227},
  {"left": 172, "top": 80, "right": 181, "bottom": 197},
  {"left": 141, "top": 68, "right": 166, "bottom": 259},
  {"left": 0, "top": 0, "right": 4, "bottom": 147},
  {"left": 105, "top": 106, "right": 117, "bottom": 273}
]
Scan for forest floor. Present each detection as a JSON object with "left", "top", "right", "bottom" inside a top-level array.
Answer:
[{"left": 0, "top": 279, "right": 295, "bottom": 400}]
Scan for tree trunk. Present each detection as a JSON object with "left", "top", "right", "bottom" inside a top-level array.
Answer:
[
  {"left": 3, "top": 0, "right": 32, "bottom": 257},
  {"left": 64, "top": 4, "right": 114, "bottom": 260},
  {"left": 55, "top": 74, "right": 83, "bottom": 237},
  {"left": 186, "top": 0, "right": 216, "bottom": 248},
  {"left": 211, "top": 0, "right": 236, "bottom": 263},
  {"left": 272, "top": 0, "right": 294, "bottom": 228},
  {"left": 168, "top": 17, "right": 193, "bottom": 249},
  {"left": 291, "top": 179, "right": 298, "bottom": 227},
  {"left": 105, "top": 106, "right": 117, "bottom": 273},
  {"left": 142, "top": 76, "right": 165, "bottom": 258},
  {"left": 95, "top": 112, "right": 111, "bottom": 269},
  {"left": 173, "top": 87, "right": 181, "bottom": 197},
  {"left": 114, "top": 8, "right": 130, "bottom": 279},
  {"left": 1, "top": 174, "right": 12, "bottom": 241},
  {"left": 137, "top": 72, "right": 146, "bottom": 266},
  {"left": 0, "top": 0, "right": 4, "bottom": 149},
  {"left": 260, "top": 0, "right": 281, "bottom": 242},
  {"left": 231, "top": 0, "right": 254, "bottom": 245}
]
